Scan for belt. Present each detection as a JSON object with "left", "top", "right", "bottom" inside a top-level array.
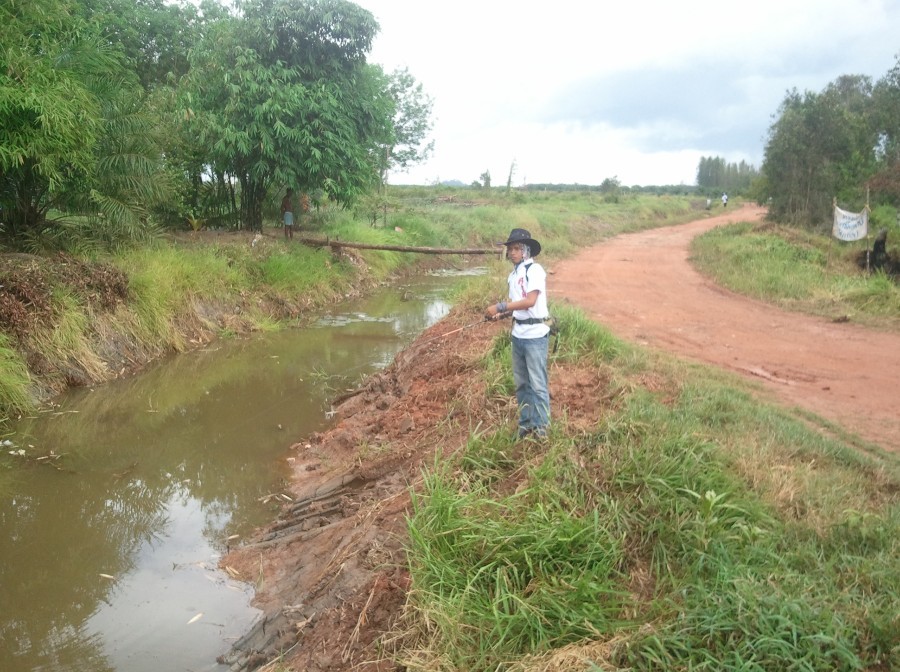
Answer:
[{"left": 512, "top": 315, "right": 560, "bottom": 353}]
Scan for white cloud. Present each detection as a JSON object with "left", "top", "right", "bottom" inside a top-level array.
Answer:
[{"left": 359, "top": 0, "right": 900, "bottom": 186}]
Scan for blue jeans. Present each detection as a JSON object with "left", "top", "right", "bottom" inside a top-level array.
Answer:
[{"left": 511, "top": 335, "right": 550, "bottom": 436}]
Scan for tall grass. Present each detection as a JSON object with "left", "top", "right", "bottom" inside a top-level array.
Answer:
[
  {"left": 691, "top": 221, "right": 900, "bottom": 327},
  {"left": 29, "top": 289, "right": 109, "bottom": 381},
  {"left": 116, "top": 245, "right": 260, "bottom": 349},
  {"left": 258, "top": 246, "right": 356, "bottom": 297},
  {"left": 0, "top": 334, "right": 33, "bottom": 417},
  {"left": 549, "top": 303, "right": 622, "bottom": 364},
  {"left": 397, "top": 307, "right": 900, "bottom": 671},
  {"left": 405, "top": 447, "right": 630, "bottom": 671}
]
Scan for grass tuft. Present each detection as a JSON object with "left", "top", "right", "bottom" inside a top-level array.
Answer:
[{"left": 0, "top": 334, "right": 32, "bottom": 416}]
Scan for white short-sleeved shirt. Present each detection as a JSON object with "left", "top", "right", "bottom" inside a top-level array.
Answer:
[{"left": 508, "top": 260, "right": 550, "bottom": 339}]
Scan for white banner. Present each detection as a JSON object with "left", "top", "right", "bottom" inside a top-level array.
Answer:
[{"left": 832, "top": 206, "right": 868, "bottom": 241}]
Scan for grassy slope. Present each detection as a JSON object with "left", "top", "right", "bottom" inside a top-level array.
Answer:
[
  {"left": 691, "top": 219, "right": 900, "bottom": 330},
  {"left": 392, "top": 210, "right": 900, "bottom": 671},
  {"left": 395, "top": 290, "right": 899, "bottom": 672}
]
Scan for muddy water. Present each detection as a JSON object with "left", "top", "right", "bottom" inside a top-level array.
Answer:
[{"left": 0, "top": 269, "right": 479, "bottom": 672}]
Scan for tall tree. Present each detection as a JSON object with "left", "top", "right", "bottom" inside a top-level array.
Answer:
[
  {"left": 0, "top": 0, "right": 157, "bottom": 243},
  {"left": 182, "top": 0, "right": 393, "bottom": 230},
  {"left": 73, "top": 0, "right": 202, "bottom": 90},
  {"left": 74, "top": 89, "right": 175, "bottom": 246},
  {"left": 761, "top": 75, "right": 878, "bottom": 226},
  {"left": 382, "top": 67, "right": 434, "bottom": 178},
  {"left": 696, "top": 156, "right": 758, "bottom": 194},
  {"left": 870, "top": 54, "right": 900, "bottom": 201}
]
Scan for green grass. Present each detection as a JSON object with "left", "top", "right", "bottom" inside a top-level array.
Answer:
[
  {"left": 405, "top": 446, "right": 630, "bottom": 670},
  {"left": 549, "top": 303, "right": 622, "bottom": 364},
  {"left": 29, "top": 289, "right": 108, "bottom": 380},
  {"left": 0, "top": 333, "right": 32, "bottom": 417},
  {"left": 258, "top": 245, "right": 355, "bottom": 296},
  {"left": 397, "top": 308, "right": 900, "bottom": 672},
  {"left": 691, "top": 221, "right": 900, "bottom": 328}
]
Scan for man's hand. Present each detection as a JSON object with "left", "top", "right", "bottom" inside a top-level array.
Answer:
[{"left": 485, "top": 301, "right": 509, "bottom": 320}]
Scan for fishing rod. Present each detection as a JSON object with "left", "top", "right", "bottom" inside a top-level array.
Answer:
[
  {"left": 418, "top": 312, "right": 560, "bottom": 353},
  {"left": 417, "top": 312, "right": 511, "bottom": 345}
]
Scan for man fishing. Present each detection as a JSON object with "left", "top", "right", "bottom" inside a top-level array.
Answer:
[{"left": 485, "top": 228, "right": 551, "bottom": 439}]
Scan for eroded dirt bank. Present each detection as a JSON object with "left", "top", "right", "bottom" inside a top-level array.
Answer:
[
  {"left": 0, "top": 239, "right": 385, "bottom": 404},
  {"left": 216, "top": 311, "right": 495, "bottom": 670},
  {"left": 217, "top": 309, "right": 609, "bottom": 671}
]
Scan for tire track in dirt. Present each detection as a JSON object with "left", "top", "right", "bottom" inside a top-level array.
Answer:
[{"left": 551, "top": 204, "right": 900, "bottom": 454}]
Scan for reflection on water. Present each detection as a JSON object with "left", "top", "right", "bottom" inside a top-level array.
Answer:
[{"left": 0, "top": 269, "right": 479, "bottom": 672}]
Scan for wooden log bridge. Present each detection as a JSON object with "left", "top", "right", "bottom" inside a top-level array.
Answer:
[{"left": 297, "top": 236, "right": 501, "bottom": 256}]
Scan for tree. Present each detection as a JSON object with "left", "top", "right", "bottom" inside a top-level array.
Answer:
[
  {"left": 761, "top": 75, "right": 878, "bottom": 226},
  {"left": 697, "top": 156, "right": 721, "bottom": 191},
  {"left": 383, "top": 67, "right": 434, "bottom": 176},
  {"left": 696, "top": 156, "right": 758, "bottom": 194},
  {"left": 75, "top": 89, "right": 175, "bottom": 246},
  {"left": 870, "top": 54, "right": 900, "bottom": 202},
  {"left": 599, "top": 176, "right": 621, "bottom": 193},
  {"left": 73, "top": 0, "right": 202, "bottom": 90},
  {"left": 0, "top": 0, "right": 163, "bottom": 244},
  {"left": 182, "top": 0, "right": 394, "bottom": 230},
  {"left": 506, "top": 160, "right": 517, "bottom": 193},
  {"left": 599, "top": 176, "right": 621, "bottom": 202}
]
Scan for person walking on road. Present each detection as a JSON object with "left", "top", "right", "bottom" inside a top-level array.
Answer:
[{"left": 485, "top": 228, "right": 551, "bottom": 439}]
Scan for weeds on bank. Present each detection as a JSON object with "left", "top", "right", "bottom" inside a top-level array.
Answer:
[
  {"left": 0, "top": 334, "right": 31, "bottom": 415},
  {"left": 404, "top": 445, "right": 629, "bottom": 671},
  {"left": 691, "top": 221, "right": 900, "bottom": 327},
  {"left": 119, "top": 246, "right": 244, "bottom": 345},
  {"left": 0, "top": 191, "right": 700, "bottom": 419},
  {"left": 29, "top": 290, "right": 108, "bottom": 381},
  {"left": 397, "top": 307, "right": 900, "bottom": 671},
  {"left": 258, "top": 245, "right": 355, "bottom": 297}
]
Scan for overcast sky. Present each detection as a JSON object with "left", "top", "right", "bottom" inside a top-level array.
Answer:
[{"left": 356, "top": 0, "right": 900, "bottom": 187}]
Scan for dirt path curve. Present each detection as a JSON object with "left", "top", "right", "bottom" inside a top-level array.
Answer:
[{"left": 552, "top": 203, "right": 900, "bottom": 454}]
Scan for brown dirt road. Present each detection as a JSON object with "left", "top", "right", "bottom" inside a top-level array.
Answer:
[{"left": 551, "top": 203, "right": 900, "bottom": 454}]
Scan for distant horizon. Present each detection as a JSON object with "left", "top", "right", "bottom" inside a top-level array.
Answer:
[
  {"left": 361, "top": 0, "right": 898, "bottom": 187},
  {"left": 387, "top": 179, "right": 703, "bottom": 189}
]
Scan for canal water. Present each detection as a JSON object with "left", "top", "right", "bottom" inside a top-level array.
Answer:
[{"left": 0, "top": 268, "right": 481, "bottom": 672}]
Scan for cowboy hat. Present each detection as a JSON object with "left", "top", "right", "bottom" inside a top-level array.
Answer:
[{"left": 497, "top": 228, "right": 541, "bottom": 256}]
